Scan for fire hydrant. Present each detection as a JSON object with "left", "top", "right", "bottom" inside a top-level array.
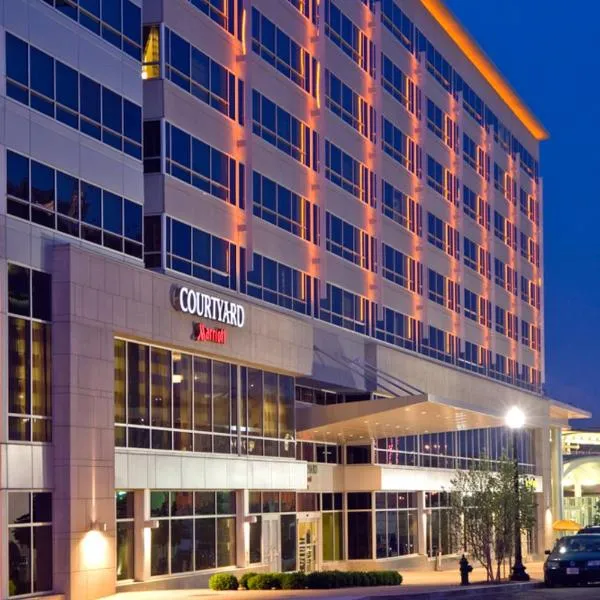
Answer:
[{"left": 459, "top": 554, "right": 473, "bottom": 585}]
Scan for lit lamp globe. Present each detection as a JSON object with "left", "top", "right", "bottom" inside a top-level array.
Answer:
[{"left": 505, "top": 407, "right": 525, "bottom": 430}]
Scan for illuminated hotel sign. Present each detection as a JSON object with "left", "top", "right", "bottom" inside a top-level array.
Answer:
[{"left": 172, "top": 286, "right": 246, "bottom": 328}]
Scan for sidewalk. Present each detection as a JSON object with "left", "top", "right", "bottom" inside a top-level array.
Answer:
[{"left": 102, "top": 562, "right": 544, "bottom": 600}]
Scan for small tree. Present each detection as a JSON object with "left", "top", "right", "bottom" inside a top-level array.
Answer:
[{"left": 449, "top": 455, "right": 537, "bottom": 582}]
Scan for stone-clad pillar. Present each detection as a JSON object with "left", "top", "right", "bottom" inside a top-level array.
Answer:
[{"left": 52, "top": 245, "right": 116, "bottom": 599}]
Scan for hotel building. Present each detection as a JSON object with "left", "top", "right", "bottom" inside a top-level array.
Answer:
[{"left": 0, "top": 0, "right": 588, "bottom": 598}]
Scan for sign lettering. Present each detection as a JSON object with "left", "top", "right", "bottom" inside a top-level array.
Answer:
[{"left": 172, "top": 286, "right": 245, "bottom": 328}]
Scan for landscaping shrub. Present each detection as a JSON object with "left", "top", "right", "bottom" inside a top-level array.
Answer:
[
  {"left": 247, "top": 573, "right": 282, "bottom": 590},
  {"left": 280, "top": 571, "right": 307, "bottom": 589},
  {"left": 239, "top": 572, "right": 258, "bottom": 589},
  {"left": 208, "top": 573, "right": 238, "bottom": 591},
  {"left": 239, "top": 570, "right": 401, "bottom": 590}
]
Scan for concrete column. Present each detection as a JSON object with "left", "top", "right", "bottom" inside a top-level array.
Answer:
[
  {"left": 550, "top": 427, "right": 564, "bottom": 518},
  {"left": 574, "top": 482, "right": 582, "bottom": 498},
  {"left": 417, "top": 491, "right": 427, "bottom": 555},
  {"left": 52, "top": 246, "right": 116, "bottom": 600},
  {"left": 535, "top": 425, "right": 555, "bottom": 552},
  {"left": 236, "top": 489, "right": 249, "bottom": 567},
  {"left": 133, "top": 490, "right": 151, "bottom": 582}
]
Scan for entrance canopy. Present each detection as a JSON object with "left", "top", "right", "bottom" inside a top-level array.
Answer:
[{"left": 297, "top": 393, "right": 511, "bottom": 444}]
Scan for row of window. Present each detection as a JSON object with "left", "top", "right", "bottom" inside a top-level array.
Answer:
[
  {"left": 160, "top": 26, "right": 244, "bottom": 124},
  {"left": 187, "top": 0, "right": 243, "bottom": 39},
  {"left": 382, "top": 117, "right": 422, "bottom": 177},
  {"left": 381, "top": 53, "right": 421, "bottom": 117},
  {"left": 115, "top": 339, "right": 295, "bottom": 458},
  {"left": 427, "top": 155, "right": 459, "bottom": 205},
  {"left": 252, "top": 90, "right": 318, "bottom": 170},
  {"left": 253, "top": 171, "right": 319, "bottom": 244},
  {"left": 427, "top": 98, "right": 458, "bottom": 152},
  {"left": 326, "top": 212, "right": 376, "bottom": 271},
  {"left": 325, "top": 70, "right": 375, "bottom": 142},
  {"left": 7, "top": 33, "right": 142, "bottom": 159},
  {"left": 380, "top": 0, "right": 539, "bottom": 181},
  {"left": 324, "top": 0, "right": 375, "bottom": 76},
  {"left": 7, "top": 150, "right": 143, "bottom": 259},
  {"left": 463, "top": 133, "right": 490, "bottom": 181},
  {"left": 464, "top": 289, "right": 492, "bottom": 328},
  {"left": 151, "top": 121, "right": 245, "bottom": 207},
  {"left": 251, "top": 7, "right": 317, "bottom": 97},
  {"left": 428, "top": 212, "right": 459, "bottom": 259},
  {"left": 145, "top": 217, "right": 542, "bottom": 392},
  {"left": 7, "top": 265, "right": 52, "bottom": 443},
  {"left": 41, "top": 0, "right": 141, "bottom": 60},
  {"left": 287, "top": 0, "right": 318, "bottom": 24},
  {"left": 382, "top": 243, "right": 422, "bottom": 294}
]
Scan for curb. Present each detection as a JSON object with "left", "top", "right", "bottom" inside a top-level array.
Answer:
[{"left": 355, "top": 580, "right": 543, "bottom": 600}]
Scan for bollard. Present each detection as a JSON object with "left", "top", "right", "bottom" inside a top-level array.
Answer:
[{"left": 459, "top": 554, "right": 473, "bottom": 585}]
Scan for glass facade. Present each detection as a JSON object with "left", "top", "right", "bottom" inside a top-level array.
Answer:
[
  {"left": 7, "top": 264, "right": 52, "bottom": 442},
  {"left": 116, "top": 491, "right": 135, "bottom": 581},
  {"left": 114, "top": 339, "right": 295, "bottom": 458},
  {"left": 8, "top": 492, "right": 53, "bottom": 597},
  {"left": 148, "top": 490, "right": 236, "bottom": 575}
]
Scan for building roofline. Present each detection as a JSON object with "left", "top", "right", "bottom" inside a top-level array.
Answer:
[{"left": 420, "top": 0, "right": 549, "bottom": 141}]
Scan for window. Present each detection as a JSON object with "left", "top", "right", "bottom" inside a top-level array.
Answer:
[
  {"left": 382, "top": 117, "right": 422, "bottom": 176},
  {"left": 287, "top": 0, "right": 318, "bottom": 23},
  {"left": 381, "top": 180, "right": 422, "bottom": 235},
  {"left": 322, "top": 493, "right": 343, "bottom": 561},
  {"left": 164, "top": 122, "right": 244, "bottom": 206},
  {"left": 458, "top": 77, "right": 484, "bottom": 124},
  {"left": 506, "top": 265, "right": 518, "bottom": 296},
  {"left": 116, "top": 491, "right": 135, "bottom": 581},
  {"left": 7, "top": 150, "right": 143, "bottom": 258},
  {"left": 375, "top": 307, "right": 419, "bottom": 351},
  {"left": 426, "top": 155, "right": 458, "bottom": 205},
  {"left": 164, "top": 28, "right": 243, "bottom": 123},
  {"left": 424, "top": 38, "right": 452, "bottom": 91},
  {"left": 252, "top": 91, "right": 317, "bottom": 169},
  {"left": 375, "top": 492, "right": 418, "bottom": 558},
  {"left": 149, "top": 490, "right": 236, "bottom": 576},
  {"left": 8, "top": 492, "right": 53, "bottom": 596},
  {"left": 8, "top": 264, "right": 52, "bottom": 442},
  {"left": 463, "top": 133, "right": 489, "bottom": 179},
  {"left": 426, "top": 492, "right": 457, "bottom": 556},
  {"left": 6, "top": 34, "right": 142, "bottom": 158},
  {"left": 463, "top": 237, "right": 490, "bottom": 278},
  {"left": 426, "top": 98, "right": 457, "bottom": 151},
  {"left": 325, "top": 140, "right": 375, "bottom": 206},
  {"left": 428, "top": 269, "right": 459, "bottom": 312},
  {"left": 117, "top": 340, "right": 294, "bottom": 455},
  {"left": 142, "top": 25, "right": 160, "bottom": 79},
  {"left": 324, "top": 0, "right": 374, "bottom": 75},
  {"left": 319, "top": 283, "right": 369, "bottom": 335},
  {"left": 464, "top": 289, "right": 477, "bottom": 321},
  {"left": 326, "top": 213, "right": 376, "bottom": 271},
  {"left": 463, "top": 237, "right": 477, "bottom": 270},
  {"left": 479, "top": 297, "right": 492, "bottom": 328},
  {"left": 253, "top": 172, "right": 318, "bottom": 243},
  {"left": 382, "top": 244, "right": 422, "bottom": 293},
  {"left": 507, "top": 312, "right": 519, "bottom": 341},
  {"left": 381, "top": 0, "right": 414, "bottom": 53},
  {"left": 463, "top": 185, "right": 490, "bottom": 230},
  {"left": 325, "top": 71, "right": 375, "bottom": 141},
  {"left": 164, "top": 217, "right": 237, "bottom": 290},
  {"left": 521, "top": 320, "right": 531, "bottom": 347},
  {"left": 347, "top": 493, "right": 372, "bottom": 559},
  {"left": 520, "top": 188, "right": 539, "bottom": 224},
  {"left": 495, "top": 305, "right": 506, "bottom": 335},
  {"left": 520, "top": 232, "right": 540, "bottom": 266},
  {"left": 41, "top": 0, "right": 141, "bottom": 59},
  {"left": 427, "top": 213, "right": 459, "bottom": 258},
  {"left": 521, "top": 276, "right": 541, "bottom": 309},
  {"left": 251, "top": 8, "right": 316, "bottom": 96},
  {"left": 494, "top": 258, "right": 505, "bottom": 288},
  {"left": 188, "top": 0, "right": 243, "bottom": 38},
  {"left": 423, "top": 325, "right": 456, "bottom": 362},
  {"left": 381, "top": 54, "right": 420, "bottom": 116},
  {"left": 244, "top": 252, "right": 312, "bottom": 317}
]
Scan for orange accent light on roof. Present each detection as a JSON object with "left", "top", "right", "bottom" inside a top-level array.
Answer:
[{"left": 420, "top": 0, "right": 548, "bottom": 141}]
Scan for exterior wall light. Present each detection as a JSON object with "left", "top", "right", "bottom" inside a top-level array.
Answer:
[
  {"left": 244, "top": 515, "right": 258, "bottom": 524},
  {"left": 144, "top": 519, "right": 160, "bottom": 529},
  {"left": 89, "top": 521, "right": 107, "bottom": 532}
]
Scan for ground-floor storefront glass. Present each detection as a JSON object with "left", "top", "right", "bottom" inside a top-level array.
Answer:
[{"left": 375, "top": 492, "right": 418, "bottom": 558}]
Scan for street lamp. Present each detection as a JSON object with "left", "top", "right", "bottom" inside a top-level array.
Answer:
[{"left": 505, "top": 407, "right": 530, "bottom": 582}]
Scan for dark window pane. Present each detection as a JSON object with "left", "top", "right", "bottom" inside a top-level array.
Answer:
[
  {"left": 348, "top": 511, "right": 372, "bottom": 559},
  {"left": 56, "top": 62, "right": 79, "bottom": 111},
  {"left": 9, "top": 492, "right": 30, "bottom": 524},
  {"left": 116, "top": 491, "right": 134, "bottom": 519},
  {"left": 116, "top": 521, "right": 134, "bottom": 580},
  {"left": 216, "top": 517, "right": 236, "bottom": 567},
  {"left": 7, "top": 151, "right": 29, "bottom": 202},
  {"left": 103, "top": 191, "right": 123, "bottom": 235},
  {"left": 8, "top": 264, "right": 30, "bottom": 316},
  {"left": 81, "top": 182, "right": 102, "bottom": 226},
  {"left": 123, "top": 0, "right": 142, "bottom": 44},
  {"left": 32, "top": 271, "right": 52, "bottom": 321},
  {"left": 6, "top": 33, "right": 29, "bottom": 85},
  {"left": 124, "top": 200, "right": 142, "bottom": 242},
  {"left": 150, "top": 491, "right": 169, "bottom": 517},
  {"left": 102, "top": 87, "right": 123, "bottom": 133},
  {"left": 31, "top": 161, "right": 55, "bottom": 211},
  {"left": 195, "top": 518, "right": 216, "bottom": 570},
  {"left": 150, "top": 521, "right": 169, "bottom": 575},
  {"left": 281, "top": 514, "right": 297, "bottom": 571},
  {"left": 30, "top": 48, "right": 54, "bottom": 99},
  {"left": 123, "top": 100, "right": 142, "bottom": 143},
  {"left": 9, "top": 526, "right": 31, "bottom": 595},
  {"left": 80, "top": 75, "right": 101, "bottom": 122},
  {"left": 56, "top": 172, "right": 79, "bottom": 220},
  {"left": 171, "top": 519, "right": 193, "bottom": 573}
]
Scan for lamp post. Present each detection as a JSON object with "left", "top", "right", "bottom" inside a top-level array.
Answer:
[{"left": 505, "top": 407, "right": 530, "bottom": 582}]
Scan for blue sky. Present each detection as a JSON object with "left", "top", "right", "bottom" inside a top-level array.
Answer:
[{"left": 445, "top": 0, "right": 599, "bottom": 423}]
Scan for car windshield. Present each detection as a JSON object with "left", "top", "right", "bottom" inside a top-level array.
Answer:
[{"left": 556, "top": 536, "right": 600, "bottom": 553}]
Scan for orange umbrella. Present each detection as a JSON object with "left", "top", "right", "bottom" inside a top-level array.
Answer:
[{"left": 552, "top": 519, "right": 583, "bottom": 532}]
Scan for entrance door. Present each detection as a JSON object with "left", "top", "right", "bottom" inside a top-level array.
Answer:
[
  {"left": 262, "top": 515, "right": 281, "bottom": 572},
  {"left": 297, "top": 517, "right": 319, "bottom": 573}
]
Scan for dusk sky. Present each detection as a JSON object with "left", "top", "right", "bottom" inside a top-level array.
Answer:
[{"left": 445, "top": 0, "right": 599, "bottom": 424}]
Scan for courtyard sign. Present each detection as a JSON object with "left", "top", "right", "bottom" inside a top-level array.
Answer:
[{"left": 172, "top": 286, "right": 246, "bottom": 328}]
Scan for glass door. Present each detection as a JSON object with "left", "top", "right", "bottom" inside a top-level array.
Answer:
[{"left": 297, "top": 517, "right": 319, "bottom": 573}]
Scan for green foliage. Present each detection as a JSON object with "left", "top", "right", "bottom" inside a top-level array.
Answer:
[
  {"left": 9, "top": 580, "right": 17, "bottom": 597},
  {"left": 247, "top": 573, "right": 282, "bottom": 590},
  {"left": 280, "top": 571, "right": 307, "bottom": 589},
  {"left": 208, "top": 573, "right": 238, "bottom": 590},
  {"left": 239, "top": 572, "right": 258, "bottom": 589},
  {"left": 300, "top": 570, "right": 401, "bottom": 589},
  {"left": 449, "top": 453, "right": 537, "bottom": 582}
]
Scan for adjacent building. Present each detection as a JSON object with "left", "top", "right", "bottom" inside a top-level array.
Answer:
[{"left": 0, "top": 0, "right": 588, "bottom": 598}]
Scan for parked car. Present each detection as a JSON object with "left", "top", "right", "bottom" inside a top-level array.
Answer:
[
  {"left": 578, "top": 526, "right": 600, "bottom": 535},
  {"left": 544, "top": 534, "right": 600, "bottom": 586}
]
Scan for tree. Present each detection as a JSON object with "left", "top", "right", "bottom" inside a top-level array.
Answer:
[{"left": 449, "top": 455, "right": 537, "bottom": 582}]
